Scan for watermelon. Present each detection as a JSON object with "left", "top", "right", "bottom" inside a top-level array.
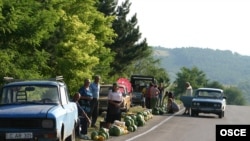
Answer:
[{"left": 91, "top": 131, "right": 99, "bottom": 140}]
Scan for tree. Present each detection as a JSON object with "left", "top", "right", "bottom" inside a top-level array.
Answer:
[
  {"left": 224, "top": 87, "right": 247, "bottom": 105},
  {"left": 40, "top": 0, "right": 117, "bottom": 92},
  {"left": 173, "top": 67, "right": 247, "bottom": 105},
  {"left": 0, "top": 0, "right": 64, "bottom": 82},
  {"left": 97, "top": 0, "right": 152, "bottom": 76},
  {"left": 125, "top": 55, "right": 170, "bottom": 84},
  {"left": 173, "top": 67, "right": 208, "bottom": 98},
  {"left": 0, "top": 0, "right": 117, "bottom": 93},
  {"left": 206, "top": 81, "right": 224, "bottom": 89}
]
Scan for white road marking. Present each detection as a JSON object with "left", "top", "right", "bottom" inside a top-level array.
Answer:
[{"left": 125, "top": 109, "right": 184, "bottom": 141}]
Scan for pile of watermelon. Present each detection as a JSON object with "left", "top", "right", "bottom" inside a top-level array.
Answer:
[
  {"left": 90, "top": 110, "right": 154, "bottom": 140},
  {"left": 109, "top": 123, "right": 128, "bottom": 136},
  {"left": 152, "top": 106, "right": 167, "bottom": 115},
  {"left": 91, "top": 127, "right": 110, "bottom": 141},
  {"left": 123, "top": 110, "right": 153, "bottom": 132}
]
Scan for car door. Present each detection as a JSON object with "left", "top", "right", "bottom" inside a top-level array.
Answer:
[{"left": 59, "top": 86, "right": 77, "bottom": 138}]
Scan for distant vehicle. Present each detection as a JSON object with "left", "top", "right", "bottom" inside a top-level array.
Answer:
[
  {"left": 191, "top": 88, "right": 226, "bottom": 118},
  {"left": 99, "top": 84, "right": 132, "bottom": 115},
  {"left": 0, "top": 76, "right": 78, "bottom": 141},
  {"left": 130, "top": 75, "right": 157, "bottom": 106}
]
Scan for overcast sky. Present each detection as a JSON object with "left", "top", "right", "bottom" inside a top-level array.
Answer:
[{"left": 121, "top": 0, "right": 250, "bottom": 56}]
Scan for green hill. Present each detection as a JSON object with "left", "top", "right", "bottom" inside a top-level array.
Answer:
[
  {"left": 153, "top": 46, "right": 250, "bottom": 104},
  {"left": 153, "top": 46, "right": 250, "bottom": 85}
]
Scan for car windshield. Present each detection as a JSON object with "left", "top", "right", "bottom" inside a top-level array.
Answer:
[
  {"left": 0, "top": 85, "right": 59, "bottom": 105},
  {"left": 100, "top": 86, "right": 110, "bottom": 96},
  {"left": 195, "top": 90, "right": 222, "bottom": 99},
  {"left": 99, "top": 86, "right": 126, "bottom": 96}
]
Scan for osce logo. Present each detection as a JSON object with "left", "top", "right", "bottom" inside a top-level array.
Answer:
[{"left": 216, "top": 125, "right": 250, "bottom": 141}]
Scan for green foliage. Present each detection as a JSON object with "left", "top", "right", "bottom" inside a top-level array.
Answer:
[
  {"left": 237, "top": 81, "right": 250, "bottom": 105},
  {"left": 172, "top": 67, "right": 247, "bottom": 105},
  {"left": 173, "top": 67, "right": 208, "bottom": 98},
  {"left": 97, "top": 0, "right": 152, "bottom": 76},
  {"left": 206, "top": 81, "right": 224, "bottom": 89},
  {"left": 154, "top": 47, "right": 250, "bottom": 105},
  {"left": 0, "top": 0, "right": 117, "bottom": 94},
  {"left": 224, "top": 87, "right": 247, "bottom": 105},
  {"left": 154, "top": 47, "right": 250, "bottom": 85},
  {"left": 125, "top": 55, "right": 170, "bottom": 84}
]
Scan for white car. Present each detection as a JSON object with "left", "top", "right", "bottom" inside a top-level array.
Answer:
[{"left": 191, "top": 88, "right": 226, "bottom": 118}]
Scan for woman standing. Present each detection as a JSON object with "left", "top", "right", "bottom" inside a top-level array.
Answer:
[
  {"left": 183, "top": 82, "right": 193, "bottom": 115},
  {"left": 78, "top": 78, "right": 93, "bottom": 139},
  {"left": 106, "top": 83, "right": 124, "bottom": 128}
]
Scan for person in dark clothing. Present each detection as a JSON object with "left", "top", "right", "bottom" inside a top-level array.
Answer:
[
  {"left": 167, "top": 98, "right": 179, "bottom": 113},
  {"left": 145, "top": 82, "right": 154, "bottom": 109},
  {"left": 89, "top": 75, "right": 101, "bottom": 128},
  {"left": 73, "top": 92, "right": 91, "bottom": 140},
  {"left": 78, "top": 78, "right": 93, "bottom": 139},
  {"left": 106, "top": 83, "right": 124, "bottom": 129}
]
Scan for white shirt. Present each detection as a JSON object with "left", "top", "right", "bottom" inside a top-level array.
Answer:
[
  {"left": 108, "top": 90, "right": 123, "bottom": 101},
  {"left": 186, "top": 86, "right": 193, "bottom": 96}
]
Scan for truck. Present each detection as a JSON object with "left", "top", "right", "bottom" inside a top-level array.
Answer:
[{"left": 130, "top": 75, "right": 157, "bottom": 106}]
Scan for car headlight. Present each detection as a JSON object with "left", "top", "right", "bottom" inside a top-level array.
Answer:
[
  {"left": 214, "top": 103, "right": 221, "bottom": 108},
  {"left": 193, "top": 102, "right": 200, "bottom": 106},
  {"left": 42, "top": 119, "right": 54, "bottom": 128}
]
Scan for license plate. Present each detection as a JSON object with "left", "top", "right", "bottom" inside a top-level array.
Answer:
[{"left": 6, "top": 132, "right": 33, "bottom": 139}]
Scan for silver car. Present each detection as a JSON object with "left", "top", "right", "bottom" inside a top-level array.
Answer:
[{"left": 191, "top": 88, "right": 226, "bottom": 118}]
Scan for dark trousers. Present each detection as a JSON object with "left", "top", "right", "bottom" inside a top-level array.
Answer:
[
  {"left": 106, "top": 101, "right": 121, "bottom": 123},
  {"left": 90, "top": 98, "right": 99, "bottom": 126},
  {"left": 146, "top": 97, "right": 151, "bottom": 109},
  {"left": 75, "top": 117, "right": 88, "bottom": 135}
]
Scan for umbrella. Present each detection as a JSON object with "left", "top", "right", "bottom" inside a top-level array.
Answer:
[{"left": 117, "top": 78, "right": 132, "bottom": 93}]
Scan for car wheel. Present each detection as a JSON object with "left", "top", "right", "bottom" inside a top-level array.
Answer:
[
  {"left": 191, "top": 110, "right": 195, "bottom": 116},
  {"left": 66, "top": 125, "right": 76, "bottom": 141},
  {"left": 191, "top": 110, "right": 198, "bottom": 117},
  {"left": 218, "top": 111, "right": 224, "bottom": 118}
]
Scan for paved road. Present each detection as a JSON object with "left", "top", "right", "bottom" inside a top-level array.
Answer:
[{"left": 107, "top": 105, "right": 250, "bottom": 141}]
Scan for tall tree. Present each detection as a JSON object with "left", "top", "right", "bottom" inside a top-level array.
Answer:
[
  {"left": 97, "top": 0, "right": 151, "bottom": 76},
  {"left": 40, "top": 0, "right": 117, "bottom": 91}
]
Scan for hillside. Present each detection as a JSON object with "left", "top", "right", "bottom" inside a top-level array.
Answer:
[
  {"left": 153, "top": 47, "right": 250, "bottom": 104},
  {"left": 153, "top": 46, "right": 250, "bottom": 86}
]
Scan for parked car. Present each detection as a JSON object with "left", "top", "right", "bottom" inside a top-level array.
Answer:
[
  {"left": 130, "top": 75, "right": 157, "bottom": 106},
  {"left": 191, "top": 88, "right": 226, "bottom": 118},
  {"left": 0, "top": 76, "right": 78, "bottom": 141},
  {"left": 99, "top": 84, "right": 132, "bottom": 114}
]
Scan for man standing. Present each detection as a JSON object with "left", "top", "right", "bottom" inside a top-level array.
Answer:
[{"left": 89, "top": 75, "right": 101, "bottom": 128}]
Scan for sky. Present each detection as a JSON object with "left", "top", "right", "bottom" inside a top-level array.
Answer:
[{"left": 120, "top": 0, "right": 250, "bottom": 56}]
